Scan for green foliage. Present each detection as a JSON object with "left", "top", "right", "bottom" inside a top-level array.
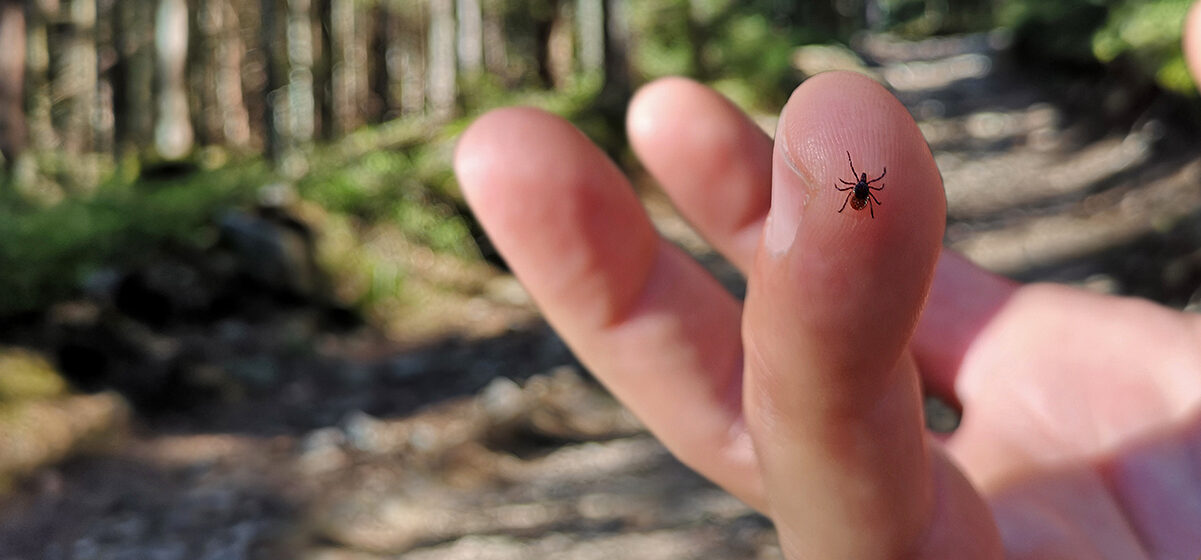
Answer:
[
  {"left": 298, "top": 133, "right": 478, "bottom": 260},
  {"left": 627, "top": 1, "right": 832, "bottom": 113},
  {"left": 301, "top": 150, "right": 413, "bottom": 218},
  {"left": 701, "top": 13, "right": 800, "bottom": 110},
  {"left": 1000, "top": 0, "right": 1110, "bottom": 67},
  {"left": 0, "top": 164, "right": 266, "bottom": 315},
  {"left": 999, "top": 0, "right": 1194, "bottom": 94},
  {"left": 1092, "top": 0, "right": 1195, "bottom": 94},
  {"left": 0, "top": 116, "right": 485, "bottom": 318},
  {"left": 881, "top": 0, "right": 997, "bottom": 36},
  {"left": 7, "top": 0, "right": 1198, "bottom": 322},
  {"left": 631, "top": 2, "right": 701, "bottom": 78}
]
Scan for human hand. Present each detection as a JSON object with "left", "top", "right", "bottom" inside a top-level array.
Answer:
[{"left": 454, "top": 57, "right": 1201, "bottom": 560}]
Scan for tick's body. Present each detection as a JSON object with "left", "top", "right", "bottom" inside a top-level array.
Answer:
[{"left": 835, "top": 152, "right": 885, "bottom": 218}]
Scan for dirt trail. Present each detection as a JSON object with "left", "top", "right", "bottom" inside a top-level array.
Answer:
[{"left": 3, "top": 33, "right": 1200, "bottom": 560}]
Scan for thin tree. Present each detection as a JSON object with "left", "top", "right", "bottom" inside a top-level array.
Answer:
[
  {"left": 457, "top": 0, "right": 482, "bottom": 76},
  {"left": 155, "top": 0, "right": 194, "bottom": 159},
  {"left": 58, "top": 0, "right": 99, "bottom": 160},
  {"left": 0, "top": 0, "right": 27, "bottom": 170},
  {"left": 112, "top": 0, "right": 155, "bottom": 158},
  {"left": 427, "top": 0, "right": 456, "bottom": 119}
]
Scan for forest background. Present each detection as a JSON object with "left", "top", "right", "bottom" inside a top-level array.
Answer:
[{"left": 0, "top": 0, "right": 1192, "bottom": 317}]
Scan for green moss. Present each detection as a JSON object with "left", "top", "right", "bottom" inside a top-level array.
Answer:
[
  {"left": 0, "top": 163, "right": 267, "bottom": 314},
  {"left": 0, "top": 349, "right": 68, "bottom": 402}
]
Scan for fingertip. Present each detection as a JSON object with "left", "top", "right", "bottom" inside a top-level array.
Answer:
[
  {"left": 777, "top": 71, "right": 944, "bottom": 240},
  {"left": 627, "top": 76, "right": 704, "bottom": 142},
  {"left": 454, "top": 106, "right": 521, "bottom": 205},
  {"left": 454, "top": 106, "right": 572, "bottom": 207},
  {"left": 1185, "top": 0, "right": 1201, "bottom": 89},
  {"left": 761, "top": 70, "right": 944, "bottom": 374},
  {"left": 627, "top": 76, "right": 774, "bottom": 268},
  {"left": 627, "top": 77, "right": 746, "bottom": 171},
  {"left": 453, "top": 104, "right": 659, "bottom": 329}
]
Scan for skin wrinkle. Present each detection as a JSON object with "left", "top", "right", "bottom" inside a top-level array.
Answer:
[
  {"left": 593, "top": 233, "right": 667, "bottom": 331},
  {"left": 1101, "top": 454, "right": 1176, "bottom": 559},
  {"left": 950, "top": 295, "right": 1201, "bottom": 556},
  {"left": 742, "top": 327, "right": 788, "bottom": 439},
  {"left": 594, "top": 238, "right": 758, "bottom": 498},
  {"left": 995, "top": 499, "right": 1099, "bottom": 559},
  {"left": 719, "top": 349, "right": 746, "bottom": 417},
  {"left": 1018, "top": 471, "right": 1148, "bottom": 557},
  {"left": 1099, "top": 417, "right": 1201, "bottom": 557},
  {"left": 907, "top": 446, "right": 950, "bottom": 559},
  {"left": 915, "top": 445, "right": 1004, "bottom": 559},
  {"left": 765, "top": 114, "right": 802, "bottom": 257},
  {"left": 951, "top": 287, "right": 1201, "bottom": 487}
]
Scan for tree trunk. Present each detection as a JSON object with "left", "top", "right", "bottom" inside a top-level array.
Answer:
[
  {"left": 215, "top": 0, "right": 251, "bottom": 149},
  {"left": 313, "top": 0, "right": 334, "bottom": 139},
  {"left": 600, "top": 0, "right": 630, "bottom": 103},
  {"left": 193, "top": 0, "right": 250, "bottom": 149},
  {"left": 547, "top": 0, "right": 574, "bottom": 88},
  {"left": 576, "top": 0, "right": 603, "bottom": 76},
  {"left": 194, "top": 0, "right": 221, "bottom": 146},
  {"left": 367, "top": 2, "right": 390, "bottom": 122},
  {"left": 397, "top": 4, "right": 426, "bottom": 116},
  {"left": 93, "top": 0, "right": 115, "bottom": 158},
  {"left": 112, "top": 0, "right": 155, "bottom": 158},
  {"left": 330, "top": 0, "right": 363, "bottom": 134},
  {"left": 25, "top": 0, "right": 56, "bottom": 156},
  {"left": 481, "top": 0, "right": 507, "bottom": 78},
  {"left": 155, "top": 0, "right": 193, "bottom": 159},
  {"left": 427, "top": 0, "right": 456, "bottom": 119},
  {"left": 456, "top": 0, "right": 482, "bottom": 76},
  {"left": 260, "top": 0, "right": 284, "bottom": 162},
  {"left": 532, "top": 0, "right": 558, "bottom": 88},
  {"left": 287, "top": 0, "right": 315, "bottom": 144},
  {"left": 57, "top": 0, "right": 99, "bottom": 158},
  {"left": 0, "top": 0, "right": 27, "bottom": 168}
]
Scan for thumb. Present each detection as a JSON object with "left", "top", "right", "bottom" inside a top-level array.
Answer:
[{"left": 743, "top": 72, "right": 1000, "bottom": 558}]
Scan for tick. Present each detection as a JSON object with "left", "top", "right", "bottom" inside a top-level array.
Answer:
[{"left": 835, "top": 151, "right": 885, "bottom": 219}]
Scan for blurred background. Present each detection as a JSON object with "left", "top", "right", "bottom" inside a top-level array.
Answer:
[{"left": 0, "top": 0, "right": 1199, "bottom": 558}]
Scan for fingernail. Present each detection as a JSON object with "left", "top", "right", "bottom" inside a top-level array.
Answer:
[{"left": 764, "top": 114, "right": 809, "bottom": 258}]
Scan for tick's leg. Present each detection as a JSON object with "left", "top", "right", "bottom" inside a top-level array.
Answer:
[
  {"left": 868, "top": 182, "right": 884, "bottom": 191},
  {"left": 835, "top": 183, "right": 852, "bottom": 191},
  {"left": 869, "top": 192, "right": 883, "bottom": 205},
  {"left": 839, "top": 192, "right": 851, "bottom": 213},
  {"left": 839, "top": 178, "right": 855, "bottom": 186},
  {"left": 869, "top": 168, "right": 887, "bottom": 184},
  {"left": 846, "top": 151, "right": 858, "bottom": 179},
  {"left": 869, "top": 200, "right": 875, "bottom": 219}
]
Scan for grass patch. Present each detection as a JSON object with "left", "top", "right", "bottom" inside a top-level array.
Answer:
[{"left": 0, "top": 163, "right": 268, "bottom": 315}]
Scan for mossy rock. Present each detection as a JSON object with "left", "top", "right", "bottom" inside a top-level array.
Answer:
[
  {"left": 0, "top": 392, "right": 130, "bottom": 491},
  {"left": 0, "top": 348, "right": 69, "bottom": 402}
]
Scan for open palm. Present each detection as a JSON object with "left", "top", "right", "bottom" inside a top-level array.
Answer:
[
  {"left": 936, "top": 278, "right": 1201, "bottom": 559},
  {"left": 455, "top": 70, "right": 1201, "bottom": 558}
]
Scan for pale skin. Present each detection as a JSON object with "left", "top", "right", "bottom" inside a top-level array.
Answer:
[{"left": 453, "top": 10, "right": 1201, "bottom": 559}]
